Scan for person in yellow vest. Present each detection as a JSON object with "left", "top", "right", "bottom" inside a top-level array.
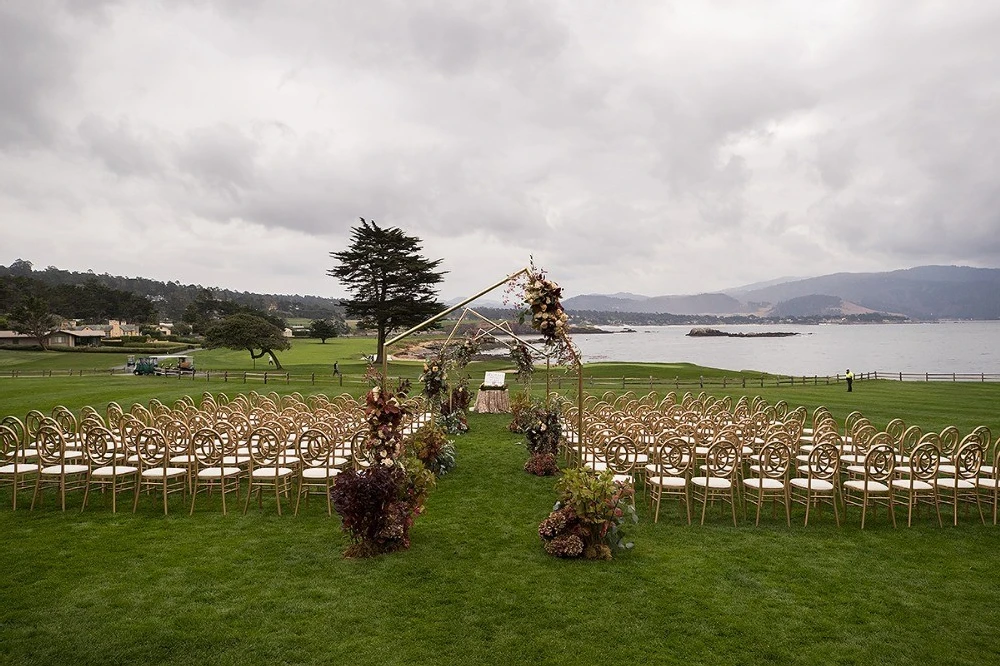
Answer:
[{"left": 846, "top": 369, "right": 854, "bottom": 392}]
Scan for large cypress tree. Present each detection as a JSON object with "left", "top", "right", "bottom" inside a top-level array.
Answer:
[{"left": 329, "top": 219, "right": 445, "bottom": 363}]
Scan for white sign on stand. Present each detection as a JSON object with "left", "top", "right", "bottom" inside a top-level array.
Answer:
[{"left": 483, "top": 371, "right": 507, "bottom": 387}]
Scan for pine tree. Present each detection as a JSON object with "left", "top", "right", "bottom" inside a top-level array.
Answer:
[{"left": 329, "top": 219, "right": 445, "bottom": 363}]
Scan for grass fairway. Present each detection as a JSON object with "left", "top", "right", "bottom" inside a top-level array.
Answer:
[{"left": 2, "top": 348, "right": 1000, "bottom": 664}]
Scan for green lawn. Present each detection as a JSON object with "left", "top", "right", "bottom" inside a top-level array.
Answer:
[{"left": 2, "top": 351, "right": 1000, "bottom": 664}]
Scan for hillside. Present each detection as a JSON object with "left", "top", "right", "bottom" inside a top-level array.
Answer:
[
  {"left": 0, "top": 260, "right": 344, "bottom": 322},
  {"left": 563, "top": 265, "right": 1000, "bottom": 320},
  {"left": 740, "top": 266, "right": 1000, "bottom": 319},
  {"left": 563, "top": 293, "right": 746, "bottom": 315}
]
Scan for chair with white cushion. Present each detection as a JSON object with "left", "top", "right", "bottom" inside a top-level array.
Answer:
[
  {"left": 843, "top": 443, "right": 896, "bottom": 529},
  {"left": 81, "top": 425, "right": 138, "bottom": 513},
  {"left": 692, "top": 436, "right": 741, "bottom": 526},
  {"left": 935, "top": 438, "right": 985, "bottom": 526},
  {"left": 30, "top": 424, "right": 90, "bottom": 511},
  {"left": 294, "top": 428, "right": 341, "bottom": 516},
  {"left": 134, "top": 427, "right": 188, "bottom": 515},
  {"left": 647, "top": 436, "right": 693, "bottom": 524},
  {"left": 742, "top": 440, "right": 792, "bottom": 527},
  {"left": 890, "top": 442, "right": 942, "bottom": 527},
  {"left": 189, "top": 427, "right": 243, "bottom": 516},
  {"left": 790, "top": 440, "right": 841, "bottom": 527},
  {"left": 243, "top": 426, "right": 295, "bottom": 516},
  {"left": 1, "top": 424, "right": 39, "bottom": 510}
]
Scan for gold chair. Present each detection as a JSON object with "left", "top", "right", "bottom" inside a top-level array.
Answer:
[
  {"left": 189, "top": 427, "right": 242, "bottom": 516},
  {"left": 81, "top": 425, "right": 138, "bottom": 513},
  {"left": 742, "top": 440, "right": 792, "bottom": 526},
  {"left": 934, "top": 438, "right": 985, "bottom": 526},
  {"left": 294, "top": 428, "right": 340, "bottom": 516},
  {"left": 134, "top": 427, "right": 188, "bottom": 515},
  {"left": 243, "top": 426, "right": 296, "bottom": 516},
  {"left": 890, "top": 442, "right": 942, "bottom": 527},
  {"left": 603, "top": 435, "right": 640, "bottom": 492},
  {"left": 976, "top": 443, "right": 1000, "bottom": 525},
  {"left": 0, "top": 424, "right": 39, "bottom": 510},
  {"left": 843, "top": 443, "right": 896, "bottom": 529},
  {"left": 790, "top": 440, "right": 841, "bottom": 527},
  {"left": 647, "top": 436, "right": 693, "bottom": 524},
  {"left": 692, "top": 437, "right": 741, "bottom": 526},
  {"left": 30, "top": 425, "right": 90, "bottom": 511}
]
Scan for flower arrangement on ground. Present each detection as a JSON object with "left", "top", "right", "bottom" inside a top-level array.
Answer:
[
  {"left": 407, "top": 422, "right": 457, "bottom": 477},
  {"left": 508, "top": 390, "right": 537, "bottom": 434},
  {"left": 538, "top": 467, "right": 637, "bottom": 560},
  {"left": 523, "top": 407, "right": 562, "bottom": 476},
  {"left": 439, "top": 383, "right": 470, "bottom": 434},
  {"left": 331, "top": 379, "right": 435, "bottom": 558}
]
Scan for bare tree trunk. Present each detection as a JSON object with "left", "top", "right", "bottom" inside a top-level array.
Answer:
[{"left": 375, "top": 325, "right": 387, "bottom": 365}]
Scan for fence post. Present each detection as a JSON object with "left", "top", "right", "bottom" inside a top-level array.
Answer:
[
  {"left": 243, "top": 372, "right": 247, "bottom": 384},
  {"left": 286, "top": 373, "right": 289, "bottom": 385},
  {"left": 675, "top": 376, "right": 679, "bottom": 390},
  {"left": 264, "top": 372, "right": 268, "bottom": 385},
  {"left": 953, "top": 373, "right": 956, "bottom": 382},
  {"left": 925, "top": 373, "right": 929, "bottom": 382},
  {"left": 206, "top": 371, "right": 210, "bottom": 383},
  {"left": 339, "top": 373, "right": 343, "bottom": 387},
  {"left": 742, "top": 377, "right": 746, "bottom": 389},
  {"left": 760, "top": 375, "right": 764, "bottom": 388},
  {"left": 311, "top": 373, "right": 315, "bottom": 385},
  {"left": 699, "top": 375, "right": 704, "bottom": 388},
  {"left": 622, "top": 376, "right": 626, "bottom": 388},
  {"left": 224, "top": 371, "right": 228, "bottom": 383},
  {"left": 723, "top": 377, "right": 727, "bottom": 388}
]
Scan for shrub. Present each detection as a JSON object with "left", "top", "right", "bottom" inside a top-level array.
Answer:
[
  {"left": 508, "top": 390, "right": 538, "bottom": 433},
  {"left": 524, "top": 452, "right": 560, "bottom": 476},
  {"left": 439, "top": 384, "right": 470, "bottom": 435},
  {"left": 537, "top": 467, "right": 637, "bottom": 560},
  {"left": 407, "top": 423, "right": 457, "bottom": 477},
  {"left": 331, "top": 383, "right": 437, "bottom": 558},
  {"left": 331, "top": 458, "right": 436, "bottom": 558},
  {"left": 524, "top": 409, "right": 561, "bottom": 457}
]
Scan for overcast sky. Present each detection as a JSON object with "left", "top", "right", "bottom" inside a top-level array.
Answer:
[{"left": 1, "top": 1, "right": 998, "bottom": 301}]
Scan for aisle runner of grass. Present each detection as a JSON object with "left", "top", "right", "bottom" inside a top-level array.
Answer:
[{"left": 4, "top": 413, "right": 1000, "bottom": 664}]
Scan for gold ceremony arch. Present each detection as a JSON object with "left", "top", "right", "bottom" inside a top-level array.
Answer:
[{"left": 380, "top": 267, "right": 585, "bottom": 458}]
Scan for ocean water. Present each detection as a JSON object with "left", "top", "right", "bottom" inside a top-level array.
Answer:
[{"left": 570, "top": 321, "right": 1000, "bottom": 376}]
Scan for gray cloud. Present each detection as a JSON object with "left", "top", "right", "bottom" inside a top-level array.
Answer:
[{"left": 1, "top": 0, "right": 999, "bottom": 299}]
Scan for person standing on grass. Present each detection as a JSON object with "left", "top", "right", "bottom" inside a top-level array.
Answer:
[
  {"left": 333, "top": 361, "right": 340, "bottom": 376},
  {"left": 846, "top": 368, "right": 854, "bottom": 392}
]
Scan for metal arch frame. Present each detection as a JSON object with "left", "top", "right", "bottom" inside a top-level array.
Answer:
[{"left": 380, "top": 266, "right": 585, "bottom": 460}]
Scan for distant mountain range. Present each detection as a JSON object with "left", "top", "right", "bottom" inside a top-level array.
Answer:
[{"left": 562, "top": 266, "right": 1000, "bottom": 320}]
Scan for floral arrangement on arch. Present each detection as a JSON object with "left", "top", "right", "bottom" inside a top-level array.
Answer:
[
  {"left": 510, "top": 343, "right": 534, "bottom": 383},
  {"left": 510, "top": 261, "right": 580, "bottom": 368},
  {"left": 524, "top": 273, "right": 569, "bottom": 342},
  {"left": 453, "top": 335, "right": 481, "bottom": 369},
  {"left": 419, "top": 358, "right": 448, "bottom": 403}
]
